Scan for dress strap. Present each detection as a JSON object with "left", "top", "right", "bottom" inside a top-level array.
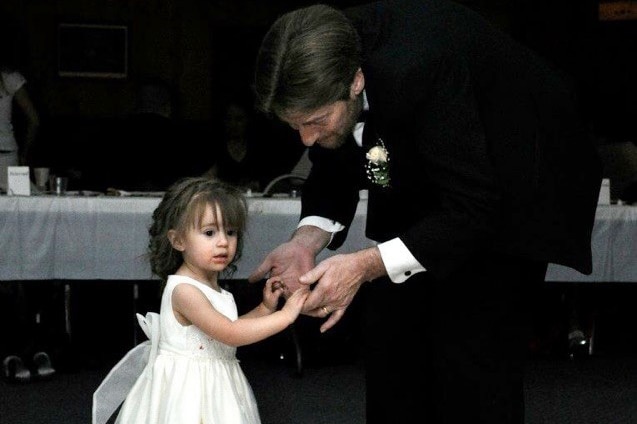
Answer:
[{"left": 92, "top": 312, "right": 160, "bottom": 424}]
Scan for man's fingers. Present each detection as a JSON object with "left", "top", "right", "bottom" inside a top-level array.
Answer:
[
  {"left": 247, "top": 272, "right": 263, "bottom": 284},
  {"left": 298, "top": 263, "right": 324, "bottom": 286},
  {"left": 301, "top": 290, "right": 320, "bottom": 312},
  {"left": 320, "top": 309, "right": 345, "bottom": 333},
  {"left": 289, "top": 287, "right": 310, "bottom": 301},
  {"left": 247, "top": 260, "right": 271, "bottom": 283}
]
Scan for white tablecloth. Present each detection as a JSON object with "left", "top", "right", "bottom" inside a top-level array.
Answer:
[
  {"left": 545, "top": 205, "right": 637, "bottom": 282},
  {"left": 1, "top": 195, "right": 635, "bottom": 282},
  {"left": 0, "top": 195, "right": 369, "bottom": 280}
]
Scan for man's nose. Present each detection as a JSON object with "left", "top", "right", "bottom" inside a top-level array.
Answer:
[{"left": 299, "top": 127, "right": 319, "bottom": 147}]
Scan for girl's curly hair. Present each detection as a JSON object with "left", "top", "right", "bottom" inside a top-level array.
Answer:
[{"left": 147, "top": 177, "right": 248, "bottom": 287}]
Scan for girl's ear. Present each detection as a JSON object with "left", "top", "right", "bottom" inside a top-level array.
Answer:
[{"left": 167, "top": 229, "right": 185, "bottom": 251}]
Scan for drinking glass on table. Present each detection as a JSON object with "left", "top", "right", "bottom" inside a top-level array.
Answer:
[
  {"left": 33, "top": 167, "right": 50, "bottom": 191},
  {"left": 49, "top": 175, "right": 68, "bottom": 195}
]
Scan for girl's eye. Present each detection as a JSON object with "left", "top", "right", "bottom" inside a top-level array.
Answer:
[
  {"left": 204, "top": 230, "right": 216, "bottom": 237},
  {"left": 226, "top": 229, "right": 238, "bottom": 237}
]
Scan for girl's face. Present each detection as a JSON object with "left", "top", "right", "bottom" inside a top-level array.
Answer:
[{"left": 176, "top": 203, "right": 238, "bottom": 277}]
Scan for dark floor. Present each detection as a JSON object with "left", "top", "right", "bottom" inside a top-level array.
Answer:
[
  {"left": 2, "top": 281, "right": 637, "bottom": 423},
  {"left": 3, "top": 350, "right": 637, "bottom": 424}
]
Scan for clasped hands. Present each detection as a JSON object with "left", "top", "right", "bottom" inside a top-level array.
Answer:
[{"left": 249, "top": 240, "right": 381, "bottom": 333}]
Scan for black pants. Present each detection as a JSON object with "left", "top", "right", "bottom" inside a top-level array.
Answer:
[
  {"left": 361, "top": 253, "right": 547, "bottom": 424},
  {"left": 0, "top": 281, "right": 66, "bottom": 362}
]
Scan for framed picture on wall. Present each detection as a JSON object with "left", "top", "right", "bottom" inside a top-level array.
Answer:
[{"left": 57, "top": 23, "right": 128, "bottom": 78}]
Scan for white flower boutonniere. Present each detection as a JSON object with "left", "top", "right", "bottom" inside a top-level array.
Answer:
[{"left": 365, "top": 138, "right": 391, "bottom": 188}]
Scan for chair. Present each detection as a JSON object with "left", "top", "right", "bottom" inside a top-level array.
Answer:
[
  {"left": 263, "top": 148, "right": 311, "bottom": 197},
  {"left": 262, "top": 174, "right": 306, "bottom": 197}
]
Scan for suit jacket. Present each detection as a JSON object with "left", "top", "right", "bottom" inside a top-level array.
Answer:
[{"left": 300, "top": 0, "right": 602, "bottom": 279}]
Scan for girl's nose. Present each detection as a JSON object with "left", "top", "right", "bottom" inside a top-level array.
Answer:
[{"left": 216, "top": 232, "right": 229, "bottom": 246}]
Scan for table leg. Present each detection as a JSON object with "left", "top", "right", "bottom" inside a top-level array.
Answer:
[
  {"left": 133, "top": 283, "right": 139, "bottom": 346},
  {"left": 64, "top": 283, "right": 72, "bottom": 340}
]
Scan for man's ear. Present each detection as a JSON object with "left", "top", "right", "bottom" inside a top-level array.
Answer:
[
  {"left": 167, "top": 229, "right": 185, "bottom": 251},
  {"left": 350, "top": 68, "right": 365, "bottom": 98}
]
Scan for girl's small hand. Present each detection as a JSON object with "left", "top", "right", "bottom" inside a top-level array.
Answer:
[
  {"left": 267, "top": 276, "right": 291, "bottom": 297},
  {"left": 280, "top": 287, "right": 309, "bottom": 321},
  {"left": 262, "top": 278, "right": 285, "bottom": 312}
]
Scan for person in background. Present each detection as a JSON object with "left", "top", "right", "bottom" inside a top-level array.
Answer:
[
  {"left": 93, "top": 177, "right": 308, "bottom": 424},
  {"left": 117, "top": 81, "right": 180, "bottom": 192},
  {"left": 0, "top": 23, "right": 55, "bottom": 385},
  {"left": 263, "top": 147, "right": 312, "bottom": 196},
  {"left": 75, "top": 79, "right": 183, "bottom": 193},
  {"left": 0, "top": 51, "right": 40, "bottom": 192},
  {"left": 249, "top": 2, "right": 602, "bottom": 423},
  {"left": 204, "top": 100, "right": 263, "bottom": 192},
  {"left": 205, "top": 94, "right": 308, "bottom": 194},
  {"left": 0, "top": 281, "right": 60, "bottom": 384}
]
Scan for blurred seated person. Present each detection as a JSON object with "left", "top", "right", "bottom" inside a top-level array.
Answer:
[
  {"left": 120, "top": 81, "right": 182, "bottom": 191},
  {"left": 203, "top": 101, "right": 263, "bottom": 192},
  {"left": 77, "top": 80, "right": 186, "bottom": 193}
]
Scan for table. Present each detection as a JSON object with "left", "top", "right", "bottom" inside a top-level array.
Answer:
[
  {"left": 2, "top": 195, "right": 634, "bottom": 361},
  {"left": 0, "top": 195, "right": 369, "bottom": 281},
  {"left": 545, "top": 205, "right": 637, "bottom": 282},
  {"left": 0, "top": 195, "right": 370, "bottom": 360},
  {"left": 0, "top": 195, "right": 635, "bottom": 282}
]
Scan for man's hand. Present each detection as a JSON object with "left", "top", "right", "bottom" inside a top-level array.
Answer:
[
  {"left": 301, "top": 247, "right": 385, "bottom": 333},
  {"left": 248, "top": 241, "right": 316, "bottom": 295},
  {"left": 247, "top": 225, "right": 331, "bottom": 295}
]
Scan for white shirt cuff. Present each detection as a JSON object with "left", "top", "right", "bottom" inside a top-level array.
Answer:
[
  {"left": 297, "top": 216, "right": 345, "bottom": 232},
  {"left": 297, "top": 216, "right": 345, "bottom": 244},
  {"left": 377, "top": 238, "right": 426, "bottom": 283}
]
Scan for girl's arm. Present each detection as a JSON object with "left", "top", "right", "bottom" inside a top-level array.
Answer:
[
  {"left": 241, "top": 278, "right": 284, "bottom": 319},
  {"left": 172, "top": 283, "right": 307, "bottom": 347}
]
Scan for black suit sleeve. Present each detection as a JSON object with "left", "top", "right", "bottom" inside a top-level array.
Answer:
[{"left": 300, "top": 140, "right": 364, "bottom": 250}]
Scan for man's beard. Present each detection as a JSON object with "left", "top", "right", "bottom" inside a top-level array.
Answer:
[
  {"left": 320, "top": 132, "right": 348, "bottom": 149},
  {"left": 324, "top": 117, "right": 357, "bottom": 149},
  {"left": 328, "top": 97, "right": 362, "bottom": 148}
]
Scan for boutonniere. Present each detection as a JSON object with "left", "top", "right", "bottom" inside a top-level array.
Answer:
[{"left": 365, "top": 138, "right": 391, "bottom": 188}]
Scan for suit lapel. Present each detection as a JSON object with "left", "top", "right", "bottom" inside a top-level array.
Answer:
[{"left": 362, "top": 111, "right": 378, "bottom": 149}]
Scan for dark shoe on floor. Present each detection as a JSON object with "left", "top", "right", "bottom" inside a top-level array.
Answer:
[
  {"left": 33, "top": 351, "right": 56, "bottom": 380},
  {"left": 2, "top": 355, "right": 32, "bottom": 383}
]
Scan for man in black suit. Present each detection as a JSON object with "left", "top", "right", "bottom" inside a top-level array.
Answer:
[{"left": 249, "top": 1, "right": 602, "bottom": 423}]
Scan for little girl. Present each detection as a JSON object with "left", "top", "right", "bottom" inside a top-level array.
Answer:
[{"left": 94, "top": 177, "right": 308, "bottom": 424}]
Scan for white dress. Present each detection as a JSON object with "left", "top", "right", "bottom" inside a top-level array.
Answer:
[{"left": 115, "top": 275, "right": 261, "bottom": 424}]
